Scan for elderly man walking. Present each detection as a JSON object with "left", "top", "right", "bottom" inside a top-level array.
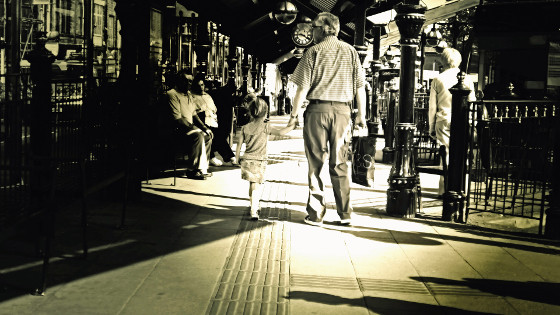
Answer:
[{"left": 287, "top": 12, "right": 367, "bottom": 226}]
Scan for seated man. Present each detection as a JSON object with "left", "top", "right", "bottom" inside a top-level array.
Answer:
[{"left": 167, "top": 69, "right": 213, "bottom": 180}]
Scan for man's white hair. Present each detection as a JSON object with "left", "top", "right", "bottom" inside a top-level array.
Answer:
[{"left": 441, "top": 48, "right": 462, "bottom": 68}]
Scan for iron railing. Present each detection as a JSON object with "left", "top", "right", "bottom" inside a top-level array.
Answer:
[
  {"left": 467, "top": 99, "right": 558, "bottom": 234},
  {"left": 413, "top": 93, "right": 439, "bottom": 166},
  {"left": 0, "top": 70, "right": 34, "bottom": 225}
]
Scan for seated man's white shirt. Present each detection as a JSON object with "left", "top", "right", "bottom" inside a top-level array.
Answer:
[{"left": 168, "top": 89, "right": 196, "bottom": 125}]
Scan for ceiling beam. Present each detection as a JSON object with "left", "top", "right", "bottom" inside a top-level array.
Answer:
[
  {"left": 290, "top": 0, "right": 320, "bottom": 19},
  {"left": 366, "top": 0, "right": 402, "bottom": 16}
]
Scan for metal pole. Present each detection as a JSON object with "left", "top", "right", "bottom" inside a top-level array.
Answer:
[
  {"left": 368, "top": 25, "right": 382, "bottom": 137},
  {"left": 84, "top": 0, "right": 94, "bottom": 92},
  {"left": 382, "top": 80, "right": 398, "bottom": 163},
  {"left": 442, "top": 72, "right": 471, "bottom": 222},
  {"left": 386, "top": 1, "right": 426, "bottom": 218},
  {"left": 10, "top": 0, "right": 21, "bottom": 74},
  {"left": 420, "top": 33, "right": 425, "bottom": 85},
  {"left": 26, "top": 31, "right": 55, "bottom": 205},
  {"left": 545, "top": 116, "right": 560, "bottom": 239}
]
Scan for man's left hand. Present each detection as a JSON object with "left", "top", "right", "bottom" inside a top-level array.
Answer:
[
  {"left": 355, "top": 115, "right": 366, "bottom": 128},
  {"left": 205, "top": 129, "right": 214, "bottom": 139}
]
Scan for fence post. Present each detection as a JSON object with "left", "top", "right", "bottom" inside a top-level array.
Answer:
[
  {"left": 545, "top": 115, "right": 560, "bottom": 239},
  {"left": 442, "top": 72, "right": 471, "bottom": 222},
  {"left": 386, "top": 1, "right": 426, "bottom": 218},
  {"left": 26, "top": 32, "right": 55, "bottom": 194}
]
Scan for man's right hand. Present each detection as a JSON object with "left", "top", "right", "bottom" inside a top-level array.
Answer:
[{"left": 287, "top": 115, "right": 298, "bottom": 127}]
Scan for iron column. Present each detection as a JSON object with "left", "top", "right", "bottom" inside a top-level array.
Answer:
[
  {"left": 386, "top": 1, "right": 426, "bottom": 218},
  {"left": 545, "top": 112, "right": 560, "bottom": 239},
  {"left": 442, "top": 72, "right": 472, "bottom": 222}
]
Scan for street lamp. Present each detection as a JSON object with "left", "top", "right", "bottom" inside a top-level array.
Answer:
[
  {"left": 384, "top": 46, "right": 400, "bottom": 68},
  {"left": 425, "top": 25, "right": 442, "bottom": 47},
  {"left": 273, "top": 1, "right": 298, "bottom": 25}
]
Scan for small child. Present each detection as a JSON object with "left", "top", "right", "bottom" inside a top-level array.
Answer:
[{"left": 235, "top": 96, "right": 296, "bottom": 220}]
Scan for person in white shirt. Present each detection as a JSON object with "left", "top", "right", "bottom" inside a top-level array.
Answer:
[{"left": 428, "top": 47, "right": 476, "bottom": 194}]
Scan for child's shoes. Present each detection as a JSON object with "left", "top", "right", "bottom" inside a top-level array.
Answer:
[{"left": 250, "top": 208, "right": 260, "bottom": 220}]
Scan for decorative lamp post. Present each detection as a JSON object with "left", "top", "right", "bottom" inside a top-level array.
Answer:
[
  {"left": 368, "top": 24, "right": 383, "bottom": 137},
  {"left": 386, "top": 0, "right": 426, "bottom": 218},
  {"left": 368, "top": 59, "right": 383, "bottom": 137},
  {"left": 382, "top": 75, "right": 399, "bottom": 164}
]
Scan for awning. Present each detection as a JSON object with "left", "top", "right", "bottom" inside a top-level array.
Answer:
[{"left": 376, "top": 0, "right": 480, "bottom": 50}]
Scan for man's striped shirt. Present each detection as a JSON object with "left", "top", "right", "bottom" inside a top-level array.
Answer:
[{"left": 290, "top": 36, "right": 365, "bottom": 103}]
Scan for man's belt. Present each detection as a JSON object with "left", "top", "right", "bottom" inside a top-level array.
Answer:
[{"left": 308, "top": 99, "right": 350, "bottom": 106}]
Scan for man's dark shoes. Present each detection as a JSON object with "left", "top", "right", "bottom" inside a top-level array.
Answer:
[{"left": 185, "top": 170, "right": 207, "bottom": 180}]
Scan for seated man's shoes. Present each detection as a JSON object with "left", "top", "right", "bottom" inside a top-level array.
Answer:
[
  {"left": 304, "top": 215, "right": 323, "bottom": 226},
  {"left": 185, "top": 170, "right": 207, "bottom": 180},
  {"left": 250, "top": 209, "right": 260, "bottom": 221}
]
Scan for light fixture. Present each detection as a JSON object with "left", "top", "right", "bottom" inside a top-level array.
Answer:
[
  {"left": 273, "top": 1, "right": 298, "bottom": 25},
  {"left": 425, "top": 25, "right": 442, "bottom": 47}
]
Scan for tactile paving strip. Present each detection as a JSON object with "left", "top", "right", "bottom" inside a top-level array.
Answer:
[
  {"left": 206, "top": 207, "right": 291, "bottom": 315},
  {"left": 291, "top": 274, "right": 360, "bottom": 290},
  {"left": 424, "top": 282, "right": 495, "bottom": 296},
  {"left": 359, "top": 278, "right": 431, "bottom": 294}
]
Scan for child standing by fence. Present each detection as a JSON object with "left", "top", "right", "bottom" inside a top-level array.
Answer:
[{"left": 235, "top": 96, "right": 296, "bottom": 220}]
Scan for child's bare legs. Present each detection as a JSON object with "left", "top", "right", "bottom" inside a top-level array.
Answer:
[{"left": 249, "top": 182, "right": 262, "bottom": 219}]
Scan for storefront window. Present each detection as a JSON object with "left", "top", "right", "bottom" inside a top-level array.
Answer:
[
  {"left": 107, "top": 15, "right": 116, "bottom": 48},
  {"left": 94, "top": 4, "right": 104, "bottom": 36}
]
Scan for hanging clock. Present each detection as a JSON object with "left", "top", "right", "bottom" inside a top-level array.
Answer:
[{"left": 291, "top": 22, "right": 313, "bottom": 47}]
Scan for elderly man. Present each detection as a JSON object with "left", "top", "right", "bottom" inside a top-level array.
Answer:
[
  {"left": 287, "top": 12, "right": 367, "bottom": 226},
  {"left": 429, "top": 47, "right": 476, "bottom": 194},
  {"left": 167, "top": 69, "right": 213, "bottom": 180}
]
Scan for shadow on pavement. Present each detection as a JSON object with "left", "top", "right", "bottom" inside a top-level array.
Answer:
[
  {"left": 289, "top": 291, "right": 493, "bottom": 314},
  {"left": 0, "top": 191, "right": 266, "bottom": 302},
  {"left": 411, "top": 276, "right": 560, "bottom": 305},
  {"left": 313, "top": 212, "right": 560, "bottom": 254}
]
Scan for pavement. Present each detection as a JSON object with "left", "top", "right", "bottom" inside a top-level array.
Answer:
[{"left": 1, "top": 115, "right": 560, "bottom": 314}]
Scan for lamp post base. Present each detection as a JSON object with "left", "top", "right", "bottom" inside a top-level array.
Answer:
[
  {"left": 386, "top": 177, "right": 418, "bottom": 218},
  {"left": 442, "top": 191, "right": 465, "bottom": 222},
  {"left": 545, "top": 207, "right": 560, "bottom": 239},
  {"left": 367, "top": 121, "right": 380, "bottom": 137}
]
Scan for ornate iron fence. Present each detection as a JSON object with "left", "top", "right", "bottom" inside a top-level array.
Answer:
[
  {"left": 467, "top": 100, "right": 558, "bottom": 234},
  {"left": 413, "top": 93, "right": 439, "bottom": 166},
  {"left": 0, "top": 70, "right": 34, "bottom": 225}
]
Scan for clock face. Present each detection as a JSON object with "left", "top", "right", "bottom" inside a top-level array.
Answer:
[{"left": 291, "top": 23, "right": 313, "bottom": 47}]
